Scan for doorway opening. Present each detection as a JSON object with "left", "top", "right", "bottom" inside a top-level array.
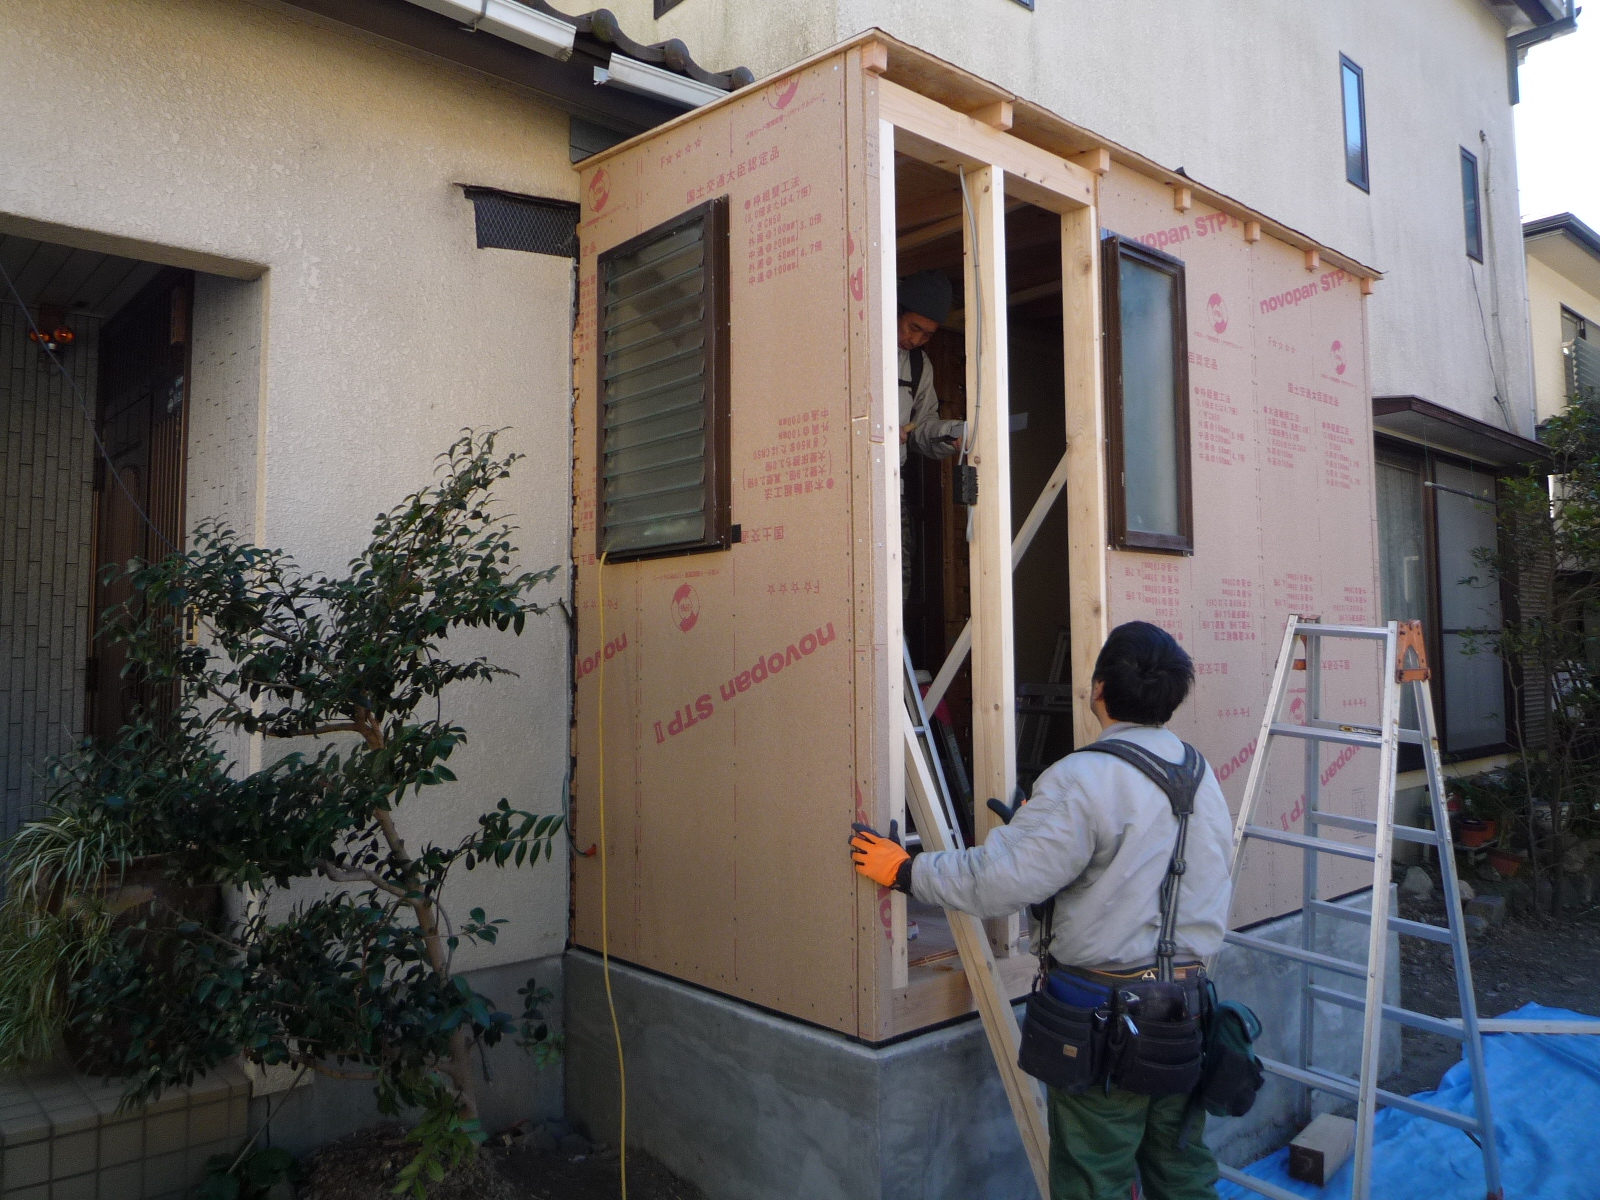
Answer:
[
  {"left": 892, "top": 154, "right": 1073, "bottom": 977},
  {"left": 0, "top": 233, "right": 192, "bottom": 839}
]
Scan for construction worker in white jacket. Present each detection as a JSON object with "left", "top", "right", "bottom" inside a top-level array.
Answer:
[{"left": 850, "top": 621, "right": 1235, "bottom": 1200}]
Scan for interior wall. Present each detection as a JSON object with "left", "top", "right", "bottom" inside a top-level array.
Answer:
[{"left": 0, "top": 302, "right": 98, "bottom": 838}]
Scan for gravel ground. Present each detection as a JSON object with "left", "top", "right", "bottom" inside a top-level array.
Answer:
[
  {"left": 1380, "top": 868, "right": 1600, "bottom": 1098},
  {"left": 299, "top": 1124, "right": 704, "bottom": 1200}
]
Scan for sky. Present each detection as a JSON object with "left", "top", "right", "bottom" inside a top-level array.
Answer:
[{"left": 1515, "top": 14, "right": 1600, "bottom": 229}]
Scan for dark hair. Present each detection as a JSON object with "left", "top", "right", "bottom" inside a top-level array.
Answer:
[{"left": 1092, "top": 621, "right": 1194, "bottom": 725}]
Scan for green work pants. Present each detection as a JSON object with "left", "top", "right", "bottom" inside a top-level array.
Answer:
[{"left": 1047, "top": 1086, "right": 1218, "bottom": 1200}]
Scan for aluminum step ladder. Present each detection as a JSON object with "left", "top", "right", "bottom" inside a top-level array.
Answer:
[
  {"left": 903, "top": 639, "right": 966, "bottom": 851},
  {"left": 1214, "top": 616, "right": 1501, "bottom": 1200}
]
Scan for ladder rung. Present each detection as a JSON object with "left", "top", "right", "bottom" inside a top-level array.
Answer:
[
  {"left": 1293, "top": 622, "right": 1392, "bottom": 640},
  {"left": 1305, "top": 983, "right": 1465, "bottom": 1038},
  {"left": 1269, "top": 722, "right": 1383, "bottom": 748},
  {"left": 1307, "top": 811, "right": 1441, "bottom": 847},
  {"left": 1224, "top": 931, "right": 1366, "bottom": 978},
  {"left": 1241, "top": 825, "right": 1376, "bottom": 862},
  {"left": 1306, "top": 898, "right": 1454, "bottom": 944},
  {"left": 1258, "top": 1056, "right": 1483, "bottom": 1133},
  {"left": 1214, "top": 1164, "right": 1307, "bottom": 1200},
  {"left": 1306, "top": 717, "right": 1424, "bottom": 745}
]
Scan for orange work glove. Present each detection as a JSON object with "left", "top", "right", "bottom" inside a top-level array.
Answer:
[{"left": 849, "top": 821, "right": 913, "bottom": 893}]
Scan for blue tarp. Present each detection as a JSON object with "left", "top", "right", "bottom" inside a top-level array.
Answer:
[{"left": 1215, "top": 1004, "right": 1600, "bottom": 1199}]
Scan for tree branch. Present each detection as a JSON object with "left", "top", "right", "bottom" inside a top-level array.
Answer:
[{"left": 317, "top": 859, "right": 409, "bottom": 901}]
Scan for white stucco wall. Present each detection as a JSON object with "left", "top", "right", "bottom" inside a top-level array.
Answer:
[
  {"left": 574, "top": 0, "right": 1539, "bottom": 438},
  {"left": 0, "top": 0, "right": 579, "bottom": 972},
  {"left": 1526, "top": 247, "right": 1600, "bottom": 422}
]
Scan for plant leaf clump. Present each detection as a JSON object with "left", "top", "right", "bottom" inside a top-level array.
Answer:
[{"left": 0, "top": 431, "right": 563, "bottom": 1194}]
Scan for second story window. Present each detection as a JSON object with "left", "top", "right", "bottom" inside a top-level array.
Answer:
[
  {"left": 1461, "top": 148, "right": 1484, "bottom": 262},
  {"left": 1341, "top": 55, "right": 1369, "bottom": 192}
]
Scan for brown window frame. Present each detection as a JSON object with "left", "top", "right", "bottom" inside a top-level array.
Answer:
[
  {"left": 1100, "top": 232, "right": 1194, "bottom": 555},
  {"left": 595, "top": 196, "right": 731, "bottom": 564}
]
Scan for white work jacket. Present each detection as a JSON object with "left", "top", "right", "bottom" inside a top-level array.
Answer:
[
  {"left": 909, "top": 722, "right": 1235, "bottom": 972},
  {"left": 898, "top": 347, "right": 965, "bottom": 467}
]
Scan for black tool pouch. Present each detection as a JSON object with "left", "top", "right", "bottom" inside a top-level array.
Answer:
[
  {"left": 1111, "top": 1015, "right": 1205, "bottom": 1098},
  {"left": 1017, "top": 989, "right": 1104, "bottom": 1094}
]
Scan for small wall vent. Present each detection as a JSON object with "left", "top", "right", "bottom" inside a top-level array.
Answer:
[{"left": 464, "top": 187, "right": 580, "bottom": 257}]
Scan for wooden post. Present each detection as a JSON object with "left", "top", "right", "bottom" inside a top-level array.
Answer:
[
  {"left": 962, "top": 163, "right": 1020, "bottom": 956},
  {"left": 903, "top": 711, "right": 1050, "bottom": 1199},
  {"left": 1060, "top": 204, "right": 1109, "bottom": 748}
]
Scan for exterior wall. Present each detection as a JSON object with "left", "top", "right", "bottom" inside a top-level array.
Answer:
[
  {"left": 0, "top": 303, "right": 97, "bottom": 840},
  {"left": 0, "top": 0, "right": 578, "bottom": 977},
  {"left": 1526, "top": 249, "right": 1600, "bottom": 423},
  {"left": 561, "top": 0, "right": 1537, "bottom": 438},
  {"left": 1097, "top": 169, "right": 1379, "bottom": 927}
]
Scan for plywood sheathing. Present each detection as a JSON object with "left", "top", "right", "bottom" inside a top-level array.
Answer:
[
  {"left": 1093, "top": 171, "right": 1380, "bottom": 926},
  {"left": 571, "top": 58, "right": 868, "bottom": 1033}
]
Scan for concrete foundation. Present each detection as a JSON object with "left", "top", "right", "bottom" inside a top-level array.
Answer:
[{"left": 565, "top": 889, "right": 1402, "bottom": 1199}]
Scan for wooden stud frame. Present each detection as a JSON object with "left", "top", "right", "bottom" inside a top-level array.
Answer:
[
  {"left": 1099, "top": 232, "right": 1194, "bottom": 556},
  {"left": 594, "top": 197, "right": 732, "bottom": 563}
]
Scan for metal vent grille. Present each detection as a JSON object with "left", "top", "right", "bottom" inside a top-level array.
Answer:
[
  {"left": 597, "top": 199, "right": 729, "bottom": 561},
  {"left": 465, "top": 188, "right": 579, "bottom": 257}
]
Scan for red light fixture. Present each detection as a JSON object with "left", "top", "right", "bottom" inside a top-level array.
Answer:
[{"left": 27, "top": 304, "right": 75, "bottom": 354}]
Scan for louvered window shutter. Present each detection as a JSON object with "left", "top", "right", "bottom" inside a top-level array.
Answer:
[{"left": 597, "top": 198, "right": 730, "bottom": 561}]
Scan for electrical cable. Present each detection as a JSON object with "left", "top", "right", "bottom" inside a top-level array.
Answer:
[
  {"left": 595, "top": 550, "right": 627, "bottom": 1200},
  {"left": 957, "top": 166, "right": 983, "bottom": 544},
  {"left": 0, "top": 258, "right": 179, "bottom": 555}
]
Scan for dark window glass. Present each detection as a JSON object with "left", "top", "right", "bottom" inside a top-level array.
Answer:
[
  {"left": 596, "top": 198, "right": 730, "bottom": 562},
  {"left": 1341, "top": 56, "right": 1369, "bottom": 191},
  {"left": 1101, "top": 234, "right": 1192, "bottom": 554},
  {"left": 1375, "top": 444, "right": 1510, "bottom": 757},
  {"left": 1461, "top": 149, "right": 1483, "bottom": 262}
]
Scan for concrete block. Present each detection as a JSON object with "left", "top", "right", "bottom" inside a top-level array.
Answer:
[
  {"left": 95, "top": 1159, "right": 142, "bottom": 1199},
  {"left": 97, "top": 1120, "right": 143, "bottom": 1167},
  {"left": 187, "top": 1103, "right": 230, "bottom": 1146},
  {"left": 49, "top": 1129, "right": 96, "bottom": 1176},
  {"left": 227, "top": 1098, "right": 249, "bottom": 1140},
  {"left": 1, "top": 1184, "right": 48, "bottom": 1200},
  {"left": 1464, "top": 894, "right": 1506, "bottom": 926},
  {"left": 142, "top": 1113, "right": 187, "bottom": 1159},
  {"left": 47, "top": 1171, "right": 96, "bottom": 1200},
  {"left": 44, "top": 1105, "right": 98, "bottom": 1139},
  {"left": 0, "top": 1139, "right": 50, "bottom": 1189},
  {"left": 0, "top": 1114, "right": 48, "bottom": 1150},
  {"left": 141, "top": 1150, "right": 187, "bottom": 1198}
]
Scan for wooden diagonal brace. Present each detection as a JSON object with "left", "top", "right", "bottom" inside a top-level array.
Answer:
[{"left": 902, "top": 708, "right": 1050, "bottom": 1199}]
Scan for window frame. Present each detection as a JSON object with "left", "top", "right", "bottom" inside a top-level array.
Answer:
[
  {"left": 1100, "top": 232, "right": 1194, "bottom": 556},
  {"left": 1375, "top": 437, "right": 1514, "bottom": 761},
  {"left": 1340, "top": 55, "right": 1370, "bottom": 193},
  {"left": 1461, "top": 147, "right": 1484, "bottom": 263},
  {"left": 594, "top": 195, "right": 732, "bottom": 564}
]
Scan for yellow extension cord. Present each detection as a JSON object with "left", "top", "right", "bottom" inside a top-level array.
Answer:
[{"left": 595, "top": 552, "right": 627, "bottom": 1200}]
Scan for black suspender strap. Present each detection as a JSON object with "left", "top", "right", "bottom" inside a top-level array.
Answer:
[{"left": 1068, "top": 740, "right": 1206, "bottom": 984}]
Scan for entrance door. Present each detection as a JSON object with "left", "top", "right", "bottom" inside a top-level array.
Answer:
[{"left": 87, "top": 272, "right": 191, "bottom": 743}]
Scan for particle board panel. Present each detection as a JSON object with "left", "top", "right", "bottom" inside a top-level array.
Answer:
[
  {"left": 1098, "top": 169, "right": 1380, "bottom": 930},
  {"left": 572, "top": 55, "right": 867, "bottom": 1033}
]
